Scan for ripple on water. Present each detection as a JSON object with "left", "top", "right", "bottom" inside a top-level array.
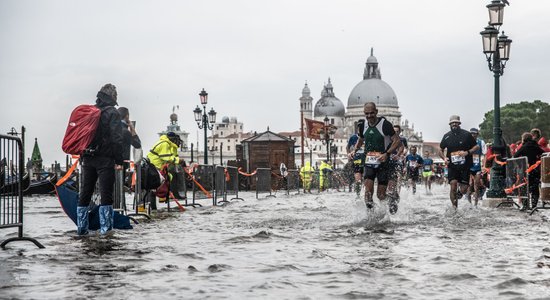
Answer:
[
  {"left": 337, "top": 291, "right": 386, "bottom": 299},
  {"left": 258, "top": 264, "right": 302, "bottom": 273},
  {"left": 495, "top": 277, "right": 529, "bottom": 289},
  {"left": 439, "top": 273, "right": 479, "bottom": 281},
  {"left": 207, "top": 263, "right": 231, "bottom": 273}
]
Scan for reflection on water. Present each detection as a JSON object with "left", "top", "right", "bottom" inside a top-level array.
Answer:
[{"left": 1, "top": 185, "right": 550, "bottom": 299}]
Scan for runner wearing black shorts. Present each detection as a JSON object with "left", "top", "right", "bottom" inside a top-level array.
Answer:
[{"left": 438, "top": 115, "right": 479, "bottom": 209}]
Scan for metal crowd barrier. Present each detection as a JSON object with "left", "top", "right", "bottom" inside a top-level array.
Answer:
[
  {"left": 215, "top": 166, "right": 244, "bottom": 205},
  {"left": 500, "top": 156, "right": 528, "bottom": 209},
  {"left": 127, "top": 148, "right": 150, "bottom": 219},
  {"left": 328, "top": 170, "right": 348, "bottom": 191},
  {"left": 310, "top": 171, "right": 320, "bottom": 193},
  {"left": 0, "top": 134, "right": 44, "bottom": 249},
  {"left": 190, "top": 164, "right": 215, "bottom": 207},
  {"left": 113, "top": 168, "right": 125, "bottom": 213},
  {"left": 531, "top": 154, "right": 550, "bottom": 215},
  {"left": 256, "top": 168, "right": 275, "bottom": 199},
  {"left": 286, "top": 169, "right": 300, "bottom": 195}
]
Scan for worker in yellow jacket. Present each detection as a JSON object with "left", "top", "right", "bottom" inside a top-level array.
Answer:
[
  {"left": 147, "top": 132, "right": 181, "bottom": 170},
  {"left": 146, "top": 132, "right": 182, "bottom": 206},
  {"left": 319, "top": 160, "right": 333, "bottom": 192},
  {"left": 300, "top": 161, "right": 314, "bottom": 193}
]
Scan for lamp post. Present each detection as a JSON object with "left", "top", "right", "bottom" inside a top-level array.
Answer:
[
  {"left": 480, "top": 0, "right": 512, "bottom": 198},
  {"left": 330, "top": 144, "right": 338, "bottom": 169},
  {"left": 193, "top": 89, "right": 217, "bottom": 165},
  {"left": 319, "top": 116, "right": 335, "bottom": 164}
]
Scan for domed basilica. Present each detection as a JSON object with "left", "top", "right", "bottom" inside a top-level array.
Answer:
[{"left": 298, "top": 48, "right": 423, "bottom": 166}]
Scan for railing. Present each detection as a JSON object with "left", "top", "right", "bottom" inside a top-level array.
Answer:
[
  {"left": 500, "top": 156, "right": 528, "bottom": 209},
  {"left": 530, "top": 154, "right": 550, "bottom": 215},
  {"left": 190, "top": 164, "right": 214, "bottom": 207},
  {"left": 0, "top": 134, "right": 44, "bottom": 249},
  {"left": 215, "top": 166, "right": 244, "bottom": 205},
  {"left": 256, "top": 168, "right": 275, "bottom": 199},
  {"left": 286, "top": 169, "right": 300, "bottom": 195}
]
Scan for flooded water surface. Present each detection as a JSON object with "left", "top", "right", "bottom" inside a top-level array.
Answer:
[{"left": 2, "top": 185, "right": 550, "bottom": 299}]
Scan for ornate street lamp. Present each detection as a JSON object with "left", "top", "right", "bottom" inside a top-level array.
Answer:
[
  {"left": 480, "top": 0, "right": 512, "bottom": 198},
  {"left": 193, "top": 89, "right": 217, "bottom": 165},
  {"left": 320, "top": 116, "right": 334, "bottom": 164}
]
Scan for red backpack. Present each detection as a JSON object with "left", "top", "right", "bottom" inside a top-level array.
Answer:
[{"left": 62, "top": 105, "right": 103, "bottom": 155}]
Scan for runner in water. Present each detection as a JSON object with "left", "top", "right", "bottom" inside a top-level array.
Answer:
[
  {"left": 466, "top": 128, "right": 485, "bottom": 206},
  {"left": 346, "top": 127, "right": 365, "bottom": 197},
  {"left": 351, "top": 102, "right": 401, "bottom": 213},
  {"left": 405, "top": 146, "right": 423, "bottom": 195},
  {"left": 421, "top": 150, "right": 434, "bottom": 193},
  {"left": 438, "top": 115, "right": 479, "bottom": 209}
]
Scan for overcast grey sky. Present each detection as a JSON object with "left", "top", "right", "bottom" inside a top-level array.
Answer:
[{"left": 1, "top": 0, "right": 549, "bottom": 165}]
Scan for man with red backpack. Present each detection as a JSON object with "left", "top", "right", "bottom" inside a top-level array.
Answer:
[{"left": 77, "top": 83, "right": 124, "bottom": 236}]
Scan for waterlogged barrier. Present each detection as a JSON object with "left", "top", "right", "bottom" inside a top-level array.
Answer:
[
  {"left": 286, "top": 169, "right": 300, "bottom": 195},
  {"left": 0, "top": 134, "right": 44, "bottom": 249},
  {"left": 256, "top": 168, "right": 275, "bottom": 199},
  {"left": 215, "top": 166, "right": 243, "bottom": 205},
  {"left": 190, "top": 164, "right": 214, "bottom": 207},
  {"left": 503, "top": 156, "right": 528, "bottom": 209}
]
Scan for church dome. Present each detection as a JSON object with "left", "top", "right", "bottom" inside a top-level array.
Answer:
[
  {"left": 222, "top": 116, "right": 230, "bottom": 123},
  {"left": 348, "top": 79, "right": 398, "bottom": 108},
  {"left": 347, "top": 48, "right": 398, "bottom": 108},
  {"left": 366, "top": 55, "right": 378, "bottom": 64},
  {"left": 314, "top": 78, "right": 345, "bottom": 117},
  {"left": 314, "top": 96, "right": 346, "bottom": 117}
]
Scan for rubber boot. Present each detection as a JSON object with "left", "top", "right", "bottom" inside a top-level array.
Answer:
[
  {"left": 99, "top": 205, "right": 114, "bottom": 235},
  {"left": 76, "top": 206, "right": 89, "bottom": 235}
]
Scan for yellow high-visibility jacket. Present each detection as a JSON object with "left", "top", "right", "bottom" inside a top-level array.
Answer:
[
  {"left": 147, "top": 135, "right": 180, "bottom": 170},
  {"left": 300, "top": 161, "right": 314, "bottom": 182}
]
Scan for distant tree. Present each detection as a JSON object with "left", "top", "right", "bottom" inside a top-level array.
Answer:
[{"left": 479, "top": 100, "right": 550, "bottom": 144}]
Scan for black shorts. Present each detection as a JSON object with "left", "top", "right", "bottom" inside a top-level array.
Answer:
[
  {"left": 448, "top": 165, "right": 470, "bottom": 185},
  {"left": 353, "top": 164, "right": 364, "bottom": 174},
  {"left": 407, "top": 168, "right": 420, "bottom": 181},
  {"left": 363, "top": 162, "right": 390, "bottom": 185}
]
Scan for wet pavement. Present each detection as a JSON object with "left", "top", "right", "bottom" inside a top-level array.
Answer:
[{"left": 1, "top": 185, "right": 550, "bottom": 299}]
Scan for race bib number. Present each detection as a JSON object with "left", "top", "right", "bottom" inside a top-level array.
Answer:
[
  {"left": 423, "top": 165, "right": 431, "bottom": 171},
  {"left": 365, "top": 152, "right": 381, "bottom": 168},
  {"left": 472, "top": 154, "right": 480, "bottom": 165},
  {"left": 408, "top": 161, "right": 417, "bottom": 168},
  {"left": 450, "top": 151, "right": 465, "bottom": 165}
]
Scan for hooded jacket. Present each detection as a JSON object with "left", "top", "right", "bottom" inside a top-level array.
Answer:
[
  {"left": 147, "top": 135, "right": 180, "bottom": 170},
  {"left": 319, "top": 161, "right": 333, "bottom": 178},
  {"left": 86, "top": 93, "right": 123, "bottom": 165},
  {"left": 514, "top": 140, "right": 544, "bottom": 166},
  {"left": 300, "top": 162, "right": 314, "bottom": 181}
]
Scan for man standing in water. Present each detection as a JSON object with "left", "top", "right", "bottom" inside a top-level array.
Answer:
[
  {"left": 438, "top": 115, "right": 479, "bottom": 209},
  {"left": 350, "top": 102, "right": 401, "bottom": 212},
  {"left": 77, "top": 83, "right": 123, "bottom": 235}
]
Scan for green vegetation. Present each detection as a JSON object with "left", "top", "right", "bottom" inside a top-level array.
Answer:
[{"left": 479, "top": 100, "right": 549, "bottom": 144}]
